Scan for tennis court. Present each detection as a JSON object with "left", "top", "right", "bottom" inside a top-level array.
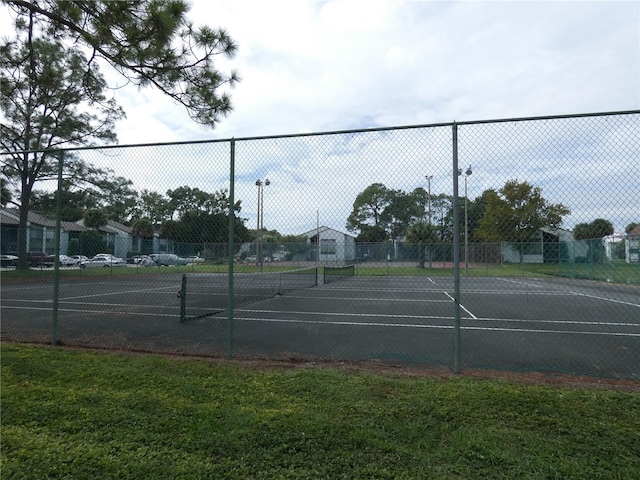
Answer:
[{"left": 2, "top": 268, "right": 639, "bottom": 378}]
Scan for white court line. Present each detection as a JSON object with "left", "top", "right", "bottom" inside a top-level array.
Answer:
[
  {"left": 3, "top": 298, "right": 180, "bottom": 309},
  {"left": 498, "top": 278, "right": 544, "bottom": 288},
  {"left": 321, "top": 287, "right": 575, "bottom": 296},
  {"left": 570, "top": 292, "right": 640, "bottom": 308},
  {"left": 57, "top": 286, "right": 179, "bottom": 301},
  {"left": 321, "top": 286, "right": 444, "bottom": 293},
  {"left": 3, "top": 303, "right": 637, "bottom": 337},
  {"left": 234, "top": 315, "right": 640, "bottom": 337},
  {"left": 426, "top": 277, "right": 436, "bottom": 284},
  {"left": 289, "top": 294, "right": 450, "bottom": 303},
  {"left": 442, "top": 291, "right": 478, "bottom": 319},
  {"left": 240, "top": 309, "right": 638, "bottom": 328},
  {"left": 0, "top": 305, "right": 178, "bottom": 317}
]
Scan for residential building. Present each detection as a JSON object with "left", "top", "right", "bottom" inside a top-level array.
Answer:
[{"left": 303, "top": 226, "right": 356, "bottom": 264}]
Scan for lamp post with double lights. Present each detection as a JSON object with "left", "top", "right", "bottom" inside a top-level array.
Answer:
[
  {"left": 255, "top": 179, "right": 270, "bottom": 271},
  {"left": 458, "top": 166, "right": 472, "bottom": 275},
  {"left": 424, "top": 175, "right": 434, "bottom": 268},
  {"left": 425, "top": 175, "right": 433, "bottom": 225}
]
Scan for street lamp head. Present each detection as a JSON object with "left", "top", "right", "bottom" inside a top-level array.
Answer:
[
  {"left": 265, "top": 179, "right": 270, "bottom": 186},
  {"left": 255, "top": 180, "right": 262, "bottom": 186},
  {"left": 466, "top": 166, "right": 472, "bottom": 176}
]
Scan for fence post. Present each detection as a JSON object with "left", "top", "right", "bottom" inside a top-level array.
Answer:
[
  {"left": 227, "top": 139, "right": 236, "bottom": 359},
  {"left": 452, "top": 123, "right": 461, "bottom": 374},
  {"left": 52, "top": 151, "right": 63, "bottom": 346}
]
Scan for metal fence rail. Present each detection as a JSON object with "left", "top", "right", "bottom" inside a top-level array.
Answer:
[{"left": 1, "top": 111, "right": 639, "bottom": 379}]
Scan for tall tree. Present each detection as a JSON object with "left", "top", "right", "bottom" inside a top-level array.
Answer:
[
  {"left": 440, "top": 190, "right": 491, "bottom": 243},
  {"left": 475, "top": 180, "right": 570, "bottom": 244},
  {"left": 29, "top": 180, "right": 98, "bottom": 222},
  {"left": 1, "top": 0, "right": 239, "bottom": 268},
  {"left": 83, "top": 209, "right": 108, "bottom": 230},
  {"left": 29, "top": 174, "right": 138, "bottom": 223},
  {"left": 573, "top": 219, "right": 614, "bottom": 240},
  {"left": 138, "top": 189, "right": 174, "bottom": 225},
  {"left": 97, "top": 175, "right": 138, "bottom": 223},
  {"left": 2, "top": 0, "right": 240, "bottom": 126},
  {"left": 356, "top": 225, "right": 388, "bottom": 243},
  {"left": 167, "top": 186, "right": 240, "bottom": 219},
  {"left": 405, "top": 221, "right": 439, "bottom": 268},
  {"left": 573, "top": 218, "right": 615, "bottom": 263},
  {"left": 380, "top": 188, "right": 423, "bottom": 241},
  {"left": 429, "top": 193, "right": 454, "bottom": 241},
  {"left": 1, "top": 178, "right": 13, "bottom": 207},
  {"left": 1, "top": 33, "right": 123, "bottom": 267},
  {"left": 131, "top": 218, "right": 154, "bottom": 239},
  {"left": 346, "top": 183, "right": 392, "bottom": 234}
]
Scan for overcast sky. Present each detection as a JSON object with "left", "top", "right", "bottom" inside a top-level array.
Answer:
[
  {"left": 115, "top": 0, "right": 640, "bottom": 234},
  {"left": 113, "top": 0, "right": 640, "bottom": 144},
  {"left": 2, "top": 1, "right": 639, "bottom": 235}
]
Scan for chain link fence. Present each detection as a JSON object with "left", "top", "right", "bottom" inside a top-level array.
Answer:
[{"left": 2, "top": 111, "right": 639, "bottom": 379}]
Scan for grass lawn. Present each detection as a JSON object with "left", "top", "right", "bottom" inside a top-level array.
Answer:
[{"left": 2, "top": 344, "right": 639, "bottom": 479}]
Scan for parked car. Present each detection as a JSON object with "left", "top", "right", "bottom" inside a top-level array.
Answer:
[
  {"left": 57, "top": 255, "right": 77, "bottom": 266},
  {"left": 93, "top": 253, "right": 121, "bottom": 261},
  {"left": 243, "top": 255, "right": 257, "bottom": 264},
  {"left": 70, "top": 255, "right": 89, "bottom": 264},
  {"left": 184, "top": 256, "right": 205, "bottom": 264},
  {"left": 127, "top": 255, "right": 149, "bottom": 264},
  {"left": 79, "top": 255, "right": 127, "bottom": 269},
  {"left": 148, "top": 253, "right": 190, "bottom": 266},
  {"left": 0, "top": 254, "right": 18, "bottom": 268},
  {"left": 271, "top": 251, "right": 289, "bottom": 262},
  {"left": 27, "top": 251, "right": 55, "bottom": 267}
]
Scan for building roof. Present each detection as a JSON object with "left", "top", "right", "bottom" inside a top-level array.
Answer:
[
  {"left": 1, "top": 207, "right": 88, "bottom": 232},
  {"left": 302, "top": 225, "right": 356, "bottom": 239},
  {"left": 0, "top": 209, "right": 19, "bottom": 225},
  {"left": 75, "top": 218, "right": 132, "bottom": 235}
]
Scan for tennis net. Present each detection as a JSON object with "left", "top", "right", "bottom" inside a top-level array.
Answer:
[
  {"left": 179, "top": 267, "right": 318, "bottom": 322},
  {"left": 323, "top": 264, "right": 355, "bottom": 284}
]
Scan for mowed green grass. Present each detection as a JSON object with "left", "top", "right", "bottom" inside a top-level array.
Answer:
[{"left": 2, "top": 344, "right": 639, "bottom": 479}]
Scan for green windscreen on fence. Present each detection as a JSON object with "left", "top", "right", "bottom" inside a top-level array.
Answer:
[
  {"left": 180, "top": 267, "right": 318, "bottom": 322},
  {"left": 323, "top": 264, "right": 355, "bottom": 284}
]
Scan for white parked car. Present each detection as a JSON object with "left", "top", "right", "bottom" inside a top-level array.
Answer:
[
  {"left": 184, "top": 256, "right": 205, "bottom": 264},
  {"left": 0, "top": 254, "right": 18, "bottom": 268},
  {"left": 79, "top": 255, "right": 127, "bottom": 269},
  {"left": 148, "top": 254, "right": 191, "bottom": 266},
  {"left": 58, "top": 255, "right": 77, "bottom": 266}
]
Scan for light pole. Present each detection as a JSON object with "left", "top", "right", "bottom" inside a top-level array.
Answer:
[
  {"left": 424, "top": 175, "right": 433, "bottom": 268},
  {"left": 459, "top": 166, "right": 472, "bottom": 275},
  {"left": 255, "top": 179, "right": 270, "bottom": 271},
  {"left": 425, "top": 175, "right": 433, "bottom": 225}
]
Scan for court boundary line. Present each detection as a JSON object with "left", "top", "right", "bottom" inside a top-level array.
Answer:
[
  {"left": 233, "top": 315, "right": 640, "bottom": 337},
  {"left": 1, "top": 305, "right": 179, "bottom": 318},
  {"left": 570, "top": 292, "right": 640, "bottom": 308},
  {"left": 238, "top": 308, "right": 639, "bottom": 328}
]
